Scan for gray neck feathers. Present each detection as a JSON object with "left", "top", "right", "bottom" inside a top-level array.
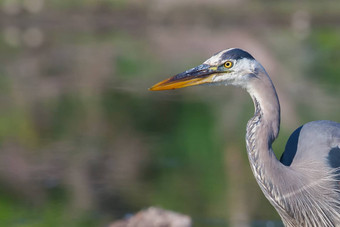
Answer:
[
  {"left": 245, "top": 70, "right": 285, "bottom": 211},
  {"left": 245, "top": 94, "right": 283, "bottom": 206},
  {"left": 244, "top": 69, "right": 340, "bottom": 226}
]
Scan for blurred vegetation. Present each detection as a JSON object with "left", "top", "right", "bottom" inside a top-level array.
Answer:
[
  {"left": 308, "top": 29, "right": 340, "bottom": 87},
  {"left": 0, "top": 0, "right": 339, "bottom": 226}
]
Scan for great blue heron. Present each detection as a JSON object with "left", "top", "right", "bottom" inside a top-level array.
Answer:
[{"left": 149, "top": 48, "right": 340, "bottom": 226}]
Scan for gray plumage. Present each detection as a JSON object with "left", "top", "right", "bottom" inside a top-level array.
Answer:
[
  {"left": 150, "top": 48, "right": 340, "bottom": 226},
  {"left": 219, "top": 49, "right": 340, "bottom": 226}
]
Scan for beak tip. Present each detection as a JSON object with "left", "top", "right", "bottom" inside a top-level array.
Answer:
[
  {"left": 149, "top": 65, "right": 214, "bottom": 91},
  {"left": 148, "top": 86, "right": 159, "bottom": 91},
  {"left": 149, "top": 79, "right": 171, "bottom": 91}
]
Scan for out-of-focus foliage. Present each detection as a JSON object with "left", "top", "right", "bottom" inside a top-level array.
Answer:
[{"left": 308, "top": 30, "right": 340, "bottom": 87}]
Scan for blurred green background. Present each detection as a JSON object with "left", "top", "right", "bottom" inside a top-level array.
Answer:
[{"left": 0, "top": 0, "right": 339, "bottom": 226}]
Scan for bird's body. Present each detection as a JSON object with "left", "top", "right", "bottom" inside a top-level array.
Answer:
[
  {"left": 150, "top": 48, "right": 340, "bottom": 226},
  {"left": 275, "top": 120, "right": 340, "bottom": 226}
]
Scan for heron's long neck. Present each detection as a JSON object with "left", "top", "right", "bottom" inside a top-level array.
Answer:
[{"left": 245, "top": 70, "right": 285, "bottom": 208}]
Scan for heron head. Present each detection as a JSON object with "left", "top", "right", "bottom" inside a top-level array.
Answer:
[{"left": 149, "top": 48, "right": 260, "bottom": 91}]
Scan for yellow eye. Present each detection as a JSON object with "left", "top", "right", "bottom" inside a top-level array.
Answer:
[{"left": 224, "top": 61, "right": 233, "bottom": 68}]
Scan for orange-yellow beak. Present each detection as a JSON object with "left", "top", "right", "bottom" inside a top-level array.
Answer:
[{"left": 149, "top": 64, "right": 218, "bottom": 91}]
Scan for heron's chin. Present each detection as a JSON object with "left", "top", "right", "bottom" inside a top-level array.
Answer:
[{"left": 149, "top": 74, "right": 215, "bottom": 91}]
